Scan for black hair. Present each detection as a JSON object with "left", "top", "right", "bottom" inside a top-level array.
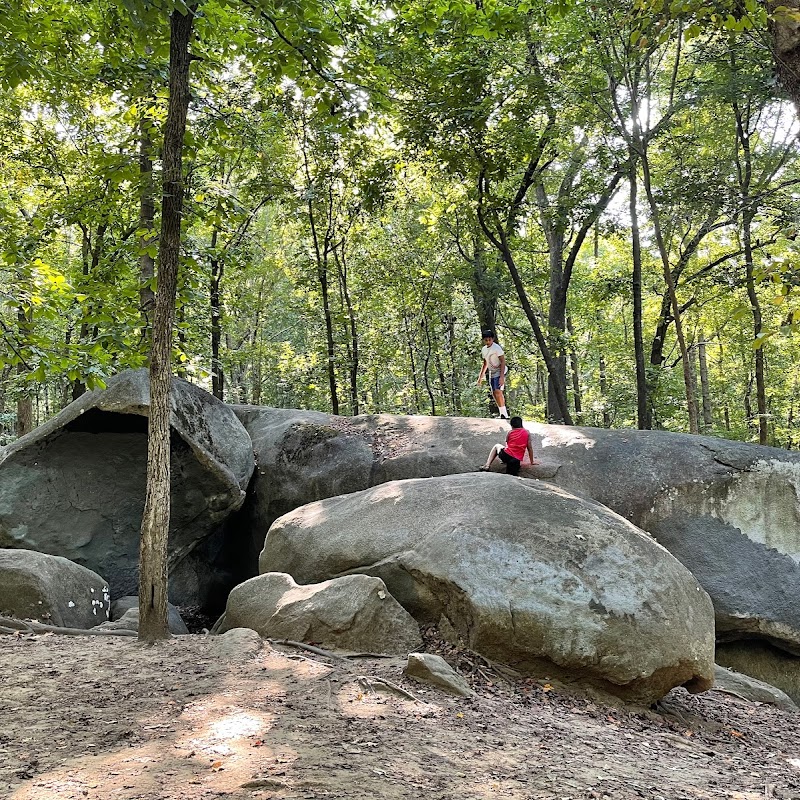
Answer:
[{"left": 510, "top": 416, "right": 523, "bottom": 428}]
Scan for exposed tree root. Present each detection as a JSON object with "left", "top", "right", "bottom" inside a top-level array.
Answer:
[
  {"left": 267, "top": 638, "right": 354, "bottom": 663},
  {"left": 356, "top": 674, "right": 420, "bottom": 702},
  {"left": 0, "top": 616, "right": 137, "bottom": 637}
]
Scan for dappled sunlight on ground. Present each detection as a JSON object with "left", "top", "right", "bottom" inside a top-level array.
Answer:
[{"left": 3, "top": 634, "right": 800, "bottom": 799}]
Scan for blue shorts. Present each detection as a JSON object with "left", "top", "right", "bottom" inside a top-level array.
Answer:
[{"left": 490, "top": 374, "right": 504, "bottom": 391}]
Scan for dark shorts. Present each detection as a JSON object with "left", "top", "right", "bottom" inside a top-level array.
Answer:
[
  {"left": 490, "top": 374, "right": 504, "bottom": 391},
  {"left": 498, "top": 448, "right": 521, "bottom": 476}
]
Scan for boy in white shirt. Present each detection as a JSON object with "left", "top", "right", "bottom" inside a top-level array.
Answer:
[{"left": 476, "top": 329, "right": 508, "bottom": 419}]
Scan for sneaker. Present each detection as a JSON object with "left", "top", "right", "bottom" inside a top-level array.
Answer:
[
  {"left": 478, "top": 465, "right": 489, "bottom": 472},
  {"left": 499, "top": 414, "right": 509, "bottom": 420}
]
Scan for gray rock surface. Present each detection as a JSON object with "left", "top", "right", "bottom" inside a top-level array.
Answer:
[
  {"left": 234, "top": 408, "right": 800, "bottom": 655},
  {"left": 404, "top": 653, "right": 475, "bottom": 697},
  {"left": 259, "top": 473, "right": 715, "bottom": 703},
  {"left": 214, "top": 571, "right": 422, "bottom": 655},
  {"left": 0, "top": 370, "right": 255, "bottom": 607},
  {"left": 716, "top": 641, "right": 800, "bottom": 705},
  {"left": 110, "top": 596, "right": 190, "bottom": 634},
  {"left": 208, "top": 627, "right": 264, "bottom": 660},
  {"left": 712, "top": 664, "right": 797, "bottom": 712},
  {"left": 0, "top": 548, "right": 110, "bottom": 627}
]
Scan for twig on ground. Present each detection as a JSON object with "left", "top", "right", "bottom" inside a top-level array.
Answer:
[{"left": 476, "top": 666, "right": 495, "bottom": 686}]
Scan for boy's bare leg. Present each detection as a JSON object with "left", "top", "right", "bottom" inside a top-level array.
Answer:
[
  {"left": 480, "top": 444, "right": 502, "bottom": 470},
  {"left": 493, "top": 387, "right": 508, "bottom": 418}
]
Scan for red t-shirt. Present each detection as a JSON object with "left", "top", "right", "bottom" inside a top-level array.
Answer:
[{"left": 504, "top": 427, "right": 530, "bottom": 461}]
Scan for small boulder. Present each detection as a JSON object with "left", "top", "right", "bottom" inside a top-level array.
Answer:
[
  {"left": 716, "top": 640, "right": 800, "bottom": 705},
  {"left": 0, "top": 548, "right": 110, "bottom": 628},
  {"left": 214, "top": 572, "right": 422, "bottom": 655},
  {"left": 404, "top": 653, "right": 474, "bottom": 697},
  {"left": 208, "top": 628, "right": 264, "bottom": 660},
  {"left": 712, "top": 664, "right": 797, "bottom": 712},
  {"left": 111, "top": 596, "right": 189, "bottom": 634}
]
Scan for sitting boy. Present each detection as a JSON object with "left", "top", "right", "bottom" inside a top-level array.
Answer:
[{"left": 479, "top": 416, "right": 536, "bottom": 476}]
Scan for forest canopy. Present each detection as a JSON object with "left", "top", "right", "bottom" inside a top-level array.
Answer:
[{"left": 2, "top": 0, "right": 800, "bottom": 446}]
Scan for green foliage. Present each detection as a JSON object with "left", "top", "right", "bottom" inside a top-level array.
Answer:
[{"left": 1, "top": 0, "right": 800, "bottom": 450}]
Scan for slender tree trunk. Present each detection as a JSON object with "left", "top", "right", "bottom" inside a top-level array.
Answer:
[
  {"left": 421, "top": 318, "right": 436, "bottom": 416},
  {"left": 210, "top": 224, "right": 224, "bottom": 400},
  {"left": 687, "top": 339, "right": 700, "bottom": 428},
  {"left": 139, "top": 118, "right": 156, "bottom": 328},
  {"left": 698, "top": 331, "right": 713, "bottom": 432},
  {"left": 318, "top": 264, "right": 338, "bottom": 414},
  {"left": 445, "top": 312, "right": 460, "bottom": 414},
  {"left": 334, "top": 248, "right": 358, "bottom": 415},
  {"left": 566, "top": 316, "right": 581, "bottom": 417},
  {"left": 15, "top": 305, "right": 33, "bottom": 437},
  {"left": 403, "top": 315, "right": 420, "bottom": 412},
  {"left": 630, "top": 159, "right": 649, "bottom": 429},
  {"left": 743, "top": 212, "right": 768, "bottom": 445},
  {"left": 138, "top": 5, "right": 195, "bottom": 643},
  {"left": 493, "top": 241, "right": 573, "bottom": 424},
  {"left": 744, "top": 371, "right": 754, "bottom": 429},
  {"left": 640, "top": 153, "right": 700, "bottom": 434}
]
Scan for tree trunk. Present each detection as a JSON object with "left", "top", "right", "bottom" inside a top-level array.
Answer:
[
  {"left": 640, "top": 153, "right": 700, "bottom": 434},
  {"left": 138, "top": 5, "right": 195, "bottom": 643},
  {"left": 318, "top": 265, "right": 339, "bottom": 415},
  {"left": 334, "top": 248, "right": 358, "bottom": 415},
  {"left": 210, "top": 223, "right": 224, "bottom": 401},
  {"left": 698, "top": 331, "right": 713, "bottom": 432},
  {"left": 566, "top": 316, "right": 582, "bottom": 417},
  {"left": 139, "top": 117, "right": 156, "bottom": 328},
  {"left": 734, "top": 97, "right": 768, "bottom": 446},
  {"left": 629, "top": 159, "right": 649, "bottom": 429},
  {"left": 490, "top": 236, "right": 573, "bottom": 424},
  {"left": 467, "top": 232, "right": 498, "bottom": 334},
  {"left": 15, "top": 305, "right": 33, "bottom": 437}
]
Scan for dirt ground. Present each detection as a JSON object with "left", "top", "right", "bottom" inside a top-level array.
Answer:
[{"left": 2, "top": 629, "right": 800, "bottom": 800}]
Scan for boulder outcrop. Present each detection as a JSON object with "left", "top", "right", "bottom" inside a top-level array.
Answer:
[
  {"left": 214, "top": 571, "right": 422, "bottom": 655},
  {"left": 259, "top": 473, "right": 715, "bottom": 703},
  {"left": 0, "top": 370, "right": 255, "bottom": 607},
  {"left": 232, "top": 407, "right": 800, "bottom": 656},
  {"left": 0, "top": 548, "right": 110, "bottom": 627}
]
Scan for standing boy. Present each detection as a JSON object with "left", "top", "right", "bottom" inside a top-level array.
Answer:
[
  {"left": 479, "top": 416, "right": 536, "bottom": 476},
  {"left": 477, "top": 329, "right": 508, "bottom": 419}
]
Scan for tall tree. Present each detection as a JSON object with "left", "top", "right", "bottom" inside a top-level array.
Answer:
[{"left": 138, "top": 4, "right": 196, "bottom": 642}]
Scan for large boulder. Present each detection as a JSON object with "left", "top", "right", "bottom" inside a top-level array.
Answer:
[
  {"left": 259, "top": 473, "right": 715, "bottom": 704},
  {"left": 0, "top": 548, "right": 110, "bottom": 627},
  {"left": 231, "top": 408, "right": 800, "bottom": 655},
  {"left": 214, "top": 572, "right": 422, "bottom": 655},
  {"left": 0, "top": 370, "right": 255, "bottom": 607}
]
